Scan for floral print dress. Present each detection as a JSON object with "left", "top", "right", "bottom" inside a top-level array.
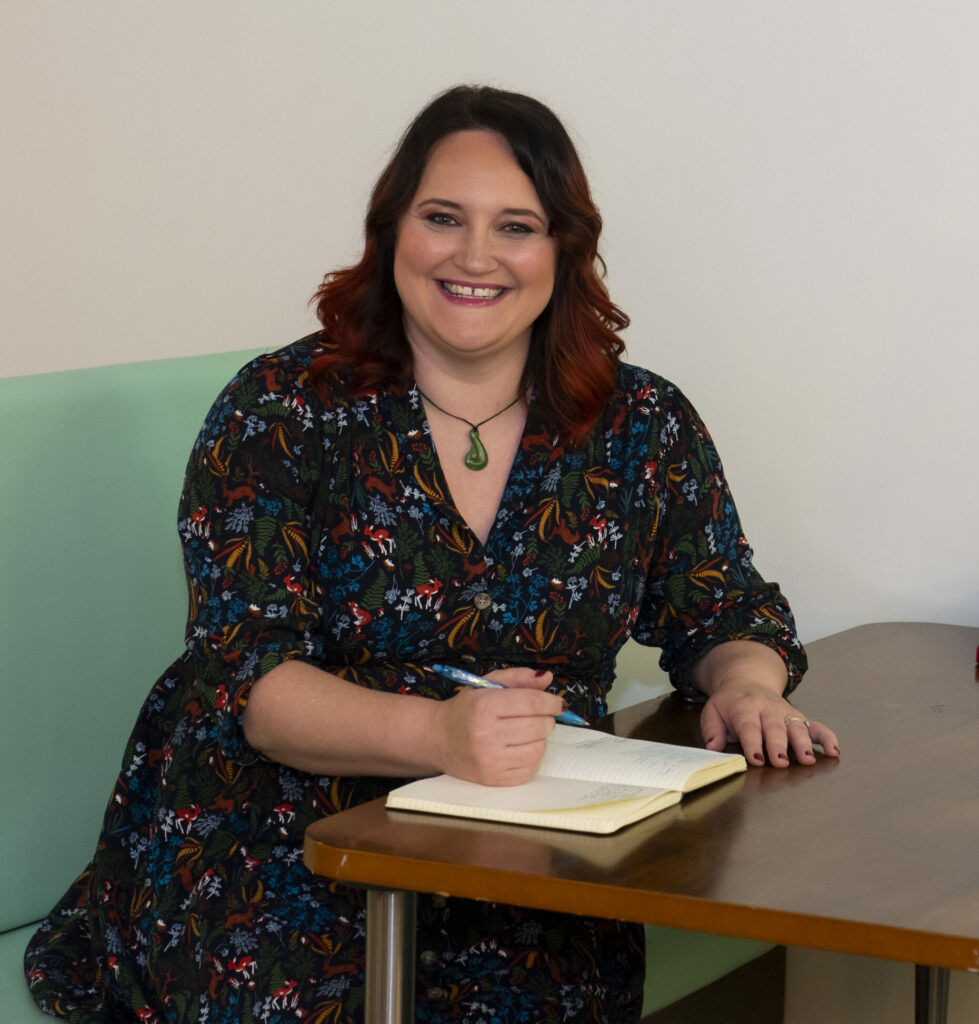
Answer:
[{"left": 25, "top": 335, "right": 806, "bottom": 1023}]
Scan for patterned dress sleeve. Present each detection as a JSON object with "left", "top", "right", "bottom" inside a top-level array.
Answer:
[
  {"left": 631, "top": 384, "right": 807, "bottom": 698},
  {"left": 177, "top": 350, "right": 326, "bottom": 762}
]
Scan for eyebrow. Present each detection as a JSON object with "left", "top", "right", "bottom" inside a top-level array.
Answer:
[{"left": 416, "top": 198, "right": 547, "bottom": 227}]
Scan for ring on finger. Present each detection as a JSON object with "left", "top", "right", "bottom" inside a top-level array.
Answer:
[{"left": 784, "top": 715, "right": 811, "bottom": 729}]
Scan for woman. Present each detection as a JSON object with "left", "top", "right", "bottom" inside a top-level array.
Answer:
[{"left": 26, "top": 85, "right": 838, "bottom": 1023}]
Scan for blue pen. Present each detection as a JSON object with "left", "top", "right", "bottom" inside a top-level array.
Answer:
[{"left": 431, "top": 663, "right": 589, "bottom": 727}]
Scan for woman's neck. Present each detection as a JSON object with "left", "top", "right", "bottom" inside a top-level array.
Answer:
[{"left": 408, "top": 340, "right": 529, "bottom": 420}]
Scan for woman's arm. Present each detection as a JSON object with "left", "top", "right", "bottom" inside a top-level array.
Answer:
[
  {"left": 242, "top": 661, "right": 563, "bottom": 786},
  {"left": 691, "top": 640, "right": 840, "bottom": 767},
  {"left": 180, "top": 351, "right": 559, "bottom": 787}
]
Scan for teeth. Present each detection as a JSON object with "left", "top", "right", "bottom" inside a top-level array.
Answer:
[{"left": 442, "top": 282, "right": 504, "bottom": 299}]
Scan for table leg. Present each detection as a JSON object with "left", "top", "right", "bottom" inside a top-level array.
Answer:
[
  {"left": 365, "top": 888, "right": 417, "bottom": 1024},
  {"left": 914, "top": 965, "right": 950, "bottom": 1024}
]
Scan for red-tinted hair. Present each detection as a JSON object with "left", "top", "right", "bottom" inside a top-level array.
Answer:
[{"left": 311, "top": 84, "right": 629, "bottom": 444}]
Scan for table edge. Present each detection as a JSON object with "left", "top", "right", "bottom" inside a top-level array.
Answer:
[{"left": 303, "top": 814, "right": 979, "bottom": 972}]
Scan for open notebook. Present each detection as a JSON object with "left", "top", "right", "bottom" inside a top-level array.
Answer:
[{"left": 386, "top": 725, "right": 746, "bottom": 834}]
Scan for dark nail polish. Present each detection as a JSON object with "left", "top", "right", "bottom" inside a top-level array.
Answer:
[{"left": 534, "top": 670, "right": 548, "bottom": 677}]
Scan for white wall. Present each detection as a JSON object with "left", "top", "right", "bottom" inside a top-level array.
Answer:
[{"left": 3, "top": 2, "right": 978, "bottom": 1017}]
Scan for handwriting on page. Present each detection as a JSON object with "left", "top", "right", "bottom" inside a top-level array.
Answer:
[{"left": 540, "top": 726, "right": 733, "bottom": 791}]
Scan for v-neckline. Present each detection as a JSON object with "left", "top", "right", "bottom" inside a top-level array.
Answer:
[{"left": 403, "top": 382, "right": 552, "bottom": 555}]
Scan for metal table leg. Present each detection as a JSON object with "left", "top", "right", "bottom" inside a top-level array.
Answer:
[
  {"left": 915, "top": 964, "right": 950, "bottom": 1024},
  {"left": 365, "top": 888, "right": 417, "bottom": 1024}
]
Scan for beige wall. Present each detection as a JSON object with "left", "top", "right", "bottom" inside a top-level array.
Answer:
[
  {"left": 4, "top": 2, "right": 977, "bottom": 1017},
  {"left": 4, "top": 1, "right": 976, "bottom": 641}
]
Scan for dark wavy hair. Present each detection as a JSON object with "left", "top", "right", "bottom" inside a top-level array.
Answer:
[{"left": 310, "top": 84, "right": 629, "bottom": 444}]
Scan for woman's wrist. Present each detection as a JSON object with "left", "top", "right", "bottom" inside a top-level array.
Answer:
[{"left": 689, "top": 640, "right": 788, "bottom": 698}]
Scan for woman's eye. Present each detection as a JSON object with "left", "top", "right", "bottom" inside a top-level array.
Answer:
[
  {"left": 425, "top": 212, "right": 457, "bottom": 227},
  {"left": 501, "top": 222, "right": 534, "bottom": 235}
]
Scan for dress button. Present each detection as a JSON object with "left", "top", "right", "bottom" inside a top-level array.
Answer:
[
  {"left": 419, "top": 949, "right": 439, "bottom": 967},
  {"left": 474, "top": 592, "right": 491, "bottom": 610},
  {"left": 426, "top": 986, "right": 448, "bottom": 1001}
]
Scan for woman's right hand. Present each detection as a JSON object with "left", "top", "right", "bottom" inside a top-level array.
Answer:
[{"left": 432, "top": 668, "right": 562, "bottom": 786}]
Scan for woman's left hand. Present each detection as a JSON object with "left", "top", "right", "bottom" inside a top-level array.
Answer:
[
  {"left": 690, "top": 640, "right": 840, "bottom": 767},
  {"left": 700, "top": 681, "right": 840, "bottom": 767}
]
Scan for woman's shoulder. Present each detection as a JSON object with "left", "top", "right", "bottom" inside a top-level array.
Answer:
[
  {"left": 614, "top": 360, "right": 691, "bottom": 412},
  {"left": 605, "top": 361, "right": 714, "bottom": 451},
  {"left": 190, "top": 335, "right": 340, "bottom": 453},
  {"left": 220, "top": 333, "right": 331, "bottom": 400},
  {"left": 205, "top": 332, "right": 365, "bottom": 418}
]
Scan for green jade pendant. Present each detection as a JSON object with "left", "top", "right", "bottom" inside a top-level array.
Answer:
[
  {"left": 415, "top": 384, "right": 522, "bottom": 472},
  {"left": 464, "top": 427, "right": 489, "bottom": 470}
]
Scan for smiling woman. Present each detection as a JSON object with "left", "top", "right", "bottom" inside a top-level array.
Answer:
[
  {"left": 25, "top": 83, "right": 835, "bottom": 1024},
  {"left": 391, "top": 129, "right": 560, "bottom": 532},
  {"left": 312, "top": 85, "right": 629, "bottom": 449},
  {"left": 394, "top": 130, "right": 557, "bottom": 375}
]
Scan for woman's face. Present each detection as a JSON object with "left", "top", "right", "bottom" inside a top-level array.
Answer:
[{"left": 394, "top": 130, "right": 557, "bottom": 368}]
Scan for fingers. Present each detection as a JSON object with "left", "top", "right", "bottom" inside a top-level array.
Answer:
[
  {"left": 701, "top": 701, "right": 735, "bottom": 752},
  {"left": 480, "top": 684, "right": 564, "bottom": 721},
  {"left": 701, "top": 695, "right": 769, "bottom": 766},
  {"left": 781, "top": 716, "right": 815, "bottom": 767},
  {"left": 432, "top": 666, "right": 568, "bottom": 785},
  {"left": 487, "top": 737, "right": 551, "bottom": 786},
  {"left": 783, "top": 716, "right": 840, "bottom": 764},
  {"left": 484, "top": 666, "right": 556, "bottom": 691},
  {"left": 806, "top": 719, "right": 840, "bottom": 758},
  {"left": 700, "top": 688, "right": 840, "bottom": 768},
  {"left": 436, "top": 685, "right": 559, "bottom": 786}
]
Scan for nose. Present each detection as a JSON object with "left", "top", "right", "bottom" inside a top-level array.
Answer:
[{"left": 456, "top": 225, "right": 496, "bottom": 275}]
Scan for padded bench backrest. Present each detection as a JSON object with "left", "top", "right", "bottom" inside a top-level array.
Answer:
[{"left": 0, "top": 348, "right": 264, "bottom": 933}]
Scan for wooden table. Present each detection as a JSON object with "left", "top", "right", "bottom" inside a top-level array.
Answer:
[{"left": 304, "top": 622, "right": 979, "bottom": 1023}]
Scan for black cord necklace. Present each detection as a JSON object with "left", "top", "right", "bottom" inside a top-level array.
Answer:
[{"left": 416, "top": 387, "right": 524, "bottom": 471}]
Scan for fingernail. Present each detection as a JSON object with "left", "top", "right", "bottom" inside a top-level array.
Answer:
[
  {"left": 777, "top": 753, "right": 788, "bottom": 762},
  {"left": 534, "top": 670, "right": 548, "bottom": 677}
]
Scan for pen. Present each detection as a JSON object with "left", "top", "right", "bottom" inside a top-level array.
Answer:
[{"left": 431, "top": 663, "right": 589, "bottom": 727}]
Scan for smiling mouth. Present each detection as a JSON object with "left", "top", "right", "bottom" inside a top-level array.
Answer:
[{"left": 439, "top": 280, "right": 506, "bottom": 299}]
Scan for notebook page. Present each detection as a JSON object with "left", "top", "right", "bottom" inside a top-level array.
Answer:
[
  {"left": 390, "top": 772, "right": 668, "bottom": 812},
  {"left": 539, "top": 725, "right": 738, "bottom": 791}
]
